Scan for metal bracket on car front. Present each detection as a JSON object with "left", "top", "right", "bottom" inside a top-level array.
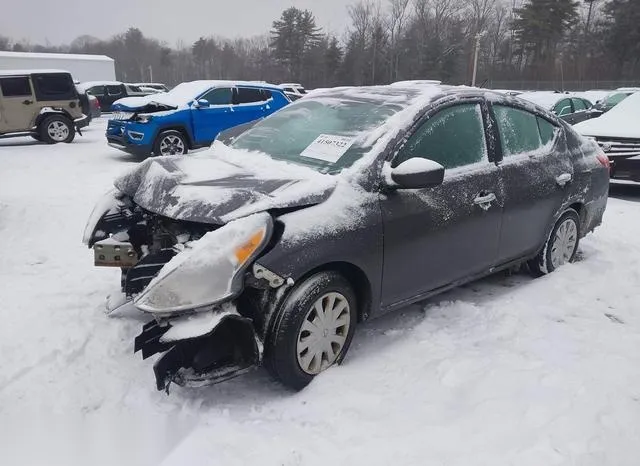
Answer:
[{"left": 252, "top": 263, "right": 287, "bottom": 288}]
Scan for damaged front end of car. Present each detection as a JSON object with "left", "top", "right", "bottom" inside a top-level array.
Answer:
[{"left": 83, "top": 190, "right": 286, "bottom": 392}]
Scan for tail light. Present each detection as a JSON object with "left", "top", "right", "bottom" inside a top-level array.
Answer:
[{"left": 596, "top": 150, "right": 610, "bottom": 169}]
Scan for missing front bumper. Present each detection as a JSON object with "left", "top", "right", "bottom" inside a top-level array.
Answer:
[{"left": 134, "top": 314, "right": 261, "bottom": 392}]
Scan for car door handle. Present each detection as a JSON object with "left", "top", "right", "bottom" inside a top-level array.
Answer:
[
  {"left": 473, "top": 192, "right": 496, "bottom": 210},
  {"left": 556, "top": 173, "right": 572, "bottom": 186},
  {"left": 22, "top": 99, "right": 33, "bottom": 105}
]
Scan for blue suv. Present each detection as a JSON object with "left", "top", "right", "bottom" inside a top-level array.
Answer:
[{"left": 106, "top": 81, "right": 290, "bottom": 156}]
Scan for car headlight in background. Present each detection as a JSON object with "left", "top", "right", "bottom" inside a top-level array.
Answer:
[
  {"left": 134, "top": 212, "right": 274, "bottom": 315},
  {"left": 82, "top": 188, "right": 124, "bottom": 245}
]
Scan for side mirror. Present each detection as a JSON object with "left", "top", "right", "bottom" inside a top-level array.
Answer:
[
  {"left": 389, "top": 158, "right": 445, "bottom": 189},
  {"left": 194, "top": 99, "right": 210, "bottom": 108}
]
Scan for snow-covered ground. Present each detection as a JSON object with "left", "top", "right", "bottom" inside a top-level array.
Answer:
[{"left": 1, "top": 118, "right": 639, "bottom": 466}]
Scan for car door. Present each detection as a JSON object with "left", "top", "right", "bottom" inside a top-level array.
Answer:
[
  {"left": 190, "top": 86, "right": 234, "bottom": 144},
  {"left": 491, "top": 104, "right": 573, "bottom": 263},
  {"left": 570, "top": 98, "right": 591, "bottom": 124},
  {"left": 230, "top": 87, "right": 269, "bottom": 126},
  {"left": 0, "top": 75, "right": 36, "bottom": 132},
  {"left": 380, "top": 101, "right": 503, "bottom": 308},
  {"left": 553, "top": 98, "right": 574, "bottom": 123}
]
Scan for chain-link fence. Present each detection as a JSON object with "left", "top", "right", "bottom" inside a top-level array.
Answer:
[{"left": 487, "top": 80, "right": 640, "bottom": 91}]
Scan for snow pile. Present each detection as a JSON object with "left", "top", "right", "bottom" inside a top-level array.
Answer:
[{"left": 2, "top": 118, "right": 640, "bottom": 466}]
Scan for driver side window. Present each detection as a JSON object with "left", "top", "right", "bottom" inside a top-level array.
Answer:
[
  {"left": 200, "top": 87, "right": 232, "bottom": 105},
  {"left": 394, "top": 103, "right": 487, "bottom": 170}
]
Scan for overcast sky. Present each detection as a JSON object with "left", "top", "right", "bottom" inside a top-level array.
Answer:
[{"left": 2, "top": 0, "right": 351, "bottom": 46}]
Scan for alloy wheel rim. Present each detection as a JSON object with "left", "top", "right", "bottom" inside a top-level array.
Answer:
[
  {"left": 159, "top": 135, "right": 185, "bottom": 155},
  {"left": 47, "top": 121, "right": 69, "bottom": 141},
  {"left": 296, "top": 292, "right": 350, "bottom": 375},
  {"left": 550, "top": 218, "right": 577, "bottom": 269}
]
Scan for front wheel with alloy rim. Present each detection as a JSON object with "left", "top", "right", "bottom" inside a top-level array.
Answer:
[
  {"left": 39, "top": 115, "right": 75, "bottom": 144},
  {"left": 529, "top": 209, "right": 581, "bottom": 276},
  {"left": 265, "top": 271, "right": 358, "bottom": 390},
  {"left": 153, "top": 130, "right": 188, "bottom": 156}
]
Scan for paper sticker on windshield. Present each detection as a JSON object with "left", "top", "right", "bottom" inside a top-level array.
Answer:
[{"left": 300, "top": 134, "right": 355, "bottom": 163}]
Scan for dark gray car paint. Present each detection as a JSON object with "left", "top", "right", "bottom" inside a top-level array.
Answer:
[
  {"left": 256, "top": 90, "right": 608, "bottom": 319},
  {"left": 107, "top": 87, "right": 608, "bottom": 324}
]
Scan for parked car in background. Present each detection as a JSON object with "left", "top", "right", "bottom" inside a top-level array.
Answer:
[
  {"left": 76, "top": 87, "right": 102, "bottom": 123},
  {"left": 87, "top": 94, "right": 101, "bottom": 120},
  {"left": 84, "top": 83, "right": 609, "bottom": 392},
  {"left": 574, "top": 91, "right": 640, "bottom": 182},
  {"left": 0, "top": 70, "right": 88, "bottom": 143},
  {"left": 77, "top": 81, "right": 153, "bottom": 112},
  {"left": 589, "top": 88, "right": 640, "bottom": 117},
  {"left": 133, "top": 82, "right": 169, "bottom": 92},
  {"left": 279, "top": 83, "right": 306, "bottom": 101},
  {"left": 106, "top": 80, "right": 290, "bottom": 157},
  {"left": 518, "top": 91, "right": 595, "bottom": 125}
]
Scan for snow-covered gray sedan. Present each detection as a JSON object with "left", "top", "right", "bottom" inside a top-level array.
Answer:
[{"left": 83, "top": 83, "right": 609, "bottom": 392}]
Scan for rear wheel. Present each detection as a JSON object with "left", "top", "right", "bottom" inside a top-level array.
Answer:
[
  {"left": 39, "top": 115, "right": 75, "bottom": 144},
  {"left": 153, "top": 130, "right": 188, "bottom": 156},
  {"left": 529, "top": 209, "right": 580, "bottom": 275},
  {"left": 265, "top": 271, "right": 357, "bottom": 390}
]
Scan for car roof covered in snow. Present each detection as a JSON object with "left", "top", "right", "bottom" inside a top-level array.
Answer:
[
  {"left": 112, "top": 80, "right": 286, "bottom": 110},
  {"left": 0, "top": 69, "right": 71, "bottom": 76}
]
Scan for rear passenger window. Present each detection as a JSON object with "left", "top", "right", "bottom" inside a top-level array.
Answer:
[
  {"left": 107, "top": 85, "right": 122, "bottom": 96},
  {"left": 394, "top": 103, "right": 487, "bottom": 170},
  {"left": 87, "top": 86, "right": 105, "bottom": 96},
  {"left": 494, "top": 105, "right": 543, "bottom": 157},
  {"left": 537, "top": 117, "right": 556, "bottom": 146},
  {"left": 234, "top": 88, "right": 265, "bottom": 104},
  {"left": 0, "top": 77, "right": 31, "bottom": 97},
  {"left": 33, "top": 74, "right": 75, "bottom": 101},
  {"left": 200, "top": 87, "right": 232, "bottom": 105},
  {"left": 572, "top": 98, "right": 587, "bottom": 112}
]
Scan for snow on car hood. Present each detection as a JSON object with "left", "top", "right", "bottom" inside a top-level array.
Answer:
[
  {"left": 113, "top": 142, "right": 337, "bottom": 225},
  {"left": 574, "top": 92, "right": 640, "bottom": 139}
]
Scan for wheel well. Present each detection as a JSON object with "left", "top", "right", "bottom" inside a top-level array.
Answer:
[
  {"left": 35, "top": 111, "right": 72, "bottom": 128},
  {"left": 155, "top": 126, "right": 193, "bottom": 149},
  {"left": 298, "top": 262, "right": 372, "bottom": 322},
  {"left": 568, "top": 202, "right": 586, "bottom": 229}
]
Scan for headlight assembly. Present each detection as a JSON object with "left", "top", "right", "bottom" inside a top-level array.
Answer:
[{"left": 133, "top": 212, "right": 273, "bottom": 315}]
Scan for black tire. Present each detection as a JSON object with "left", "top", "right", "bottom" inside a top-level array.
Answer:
[
  {"left": 264, "top": 271, "right": 358, "bottom": 391},
  {"left": 153, "top": 130, "right": 188, "bottom": 156},
  {"left": 30, "top": 134, "right": 42, "bottom": 142},
  {"left": 39, "top": 115, "right": 75, "bottom": 144},
  {"left": 528, "top": 209, "right": 580, "bottom": 276}
]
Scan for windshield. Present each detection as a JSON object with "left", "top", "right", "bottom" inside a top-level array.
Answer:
[
  {"left": 602, "top": 92, "right": 630, "bottom": 108},
  {"left": 230, "top": 97, "right": 405, "bottom": 174}
]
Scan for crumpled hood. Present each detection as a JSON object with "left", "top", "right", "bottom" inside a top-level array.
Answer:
[
  {"left": 112, "top": 94, "right": 177, "bottom": 112},
  {"left": 114, "top": 147, "right": 337, "bottom": 225}
]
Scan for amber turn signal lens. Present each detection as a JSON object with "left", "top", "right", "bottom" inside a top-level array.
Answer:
[{"left": 233, "top": 229, "right": 265, "bottom": 266}]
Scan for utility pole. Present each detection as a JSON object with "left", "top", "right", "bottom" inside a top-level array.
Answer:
[
  {"left": 148, "top": 65, "right": 153, "bottom": 83},
  {"left": 472, "top": 33, "right": 481, "bottom": 87}
]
